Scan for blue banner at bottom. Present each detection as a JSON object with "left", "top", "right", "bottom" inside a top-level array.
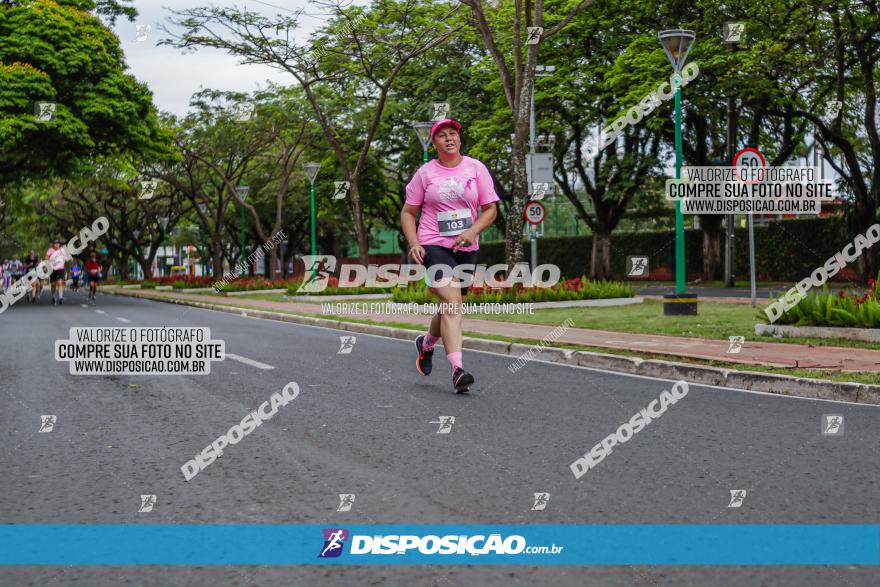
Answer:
[{"left": 0, "top": 524, "right": 877, "bottom": 565}]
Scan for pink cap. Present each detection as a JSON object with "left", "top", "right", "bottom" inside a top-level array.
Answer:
[{"left": 430, "top": 118, "right": 462, "bottom": 141}]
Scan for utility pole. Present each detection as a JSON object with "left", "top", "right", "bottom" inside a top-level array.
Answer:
[
  {"left": 529, "top": 72, "right": 537, "bottom": 271},
  {"left": 528, "top": 65, "right": 555, "bottom": 271},
  {"left": 724, "top": 26, "right": 742, "bottom": 288},
  {"left": 725, "top": 93, "right": 737, "bottom": 287}
]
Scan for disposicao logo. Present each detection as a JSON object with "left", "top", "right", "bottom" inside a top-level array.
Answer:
[{"left": 319, "top": 528, "right": 349, "bottom": 558}]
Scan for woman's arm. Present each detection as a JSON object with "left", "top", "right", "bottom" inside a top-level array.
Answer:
[
  {"left": 453, "top": 203, "right": 497, "bottom": 250},
  {"left": 400, "top": 203, "right": 425, "bottom": 263}
]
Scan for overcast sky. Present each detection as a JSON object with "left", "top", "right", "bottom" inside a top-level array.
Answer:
[{"left": 112, "top": 1, "right": 360, "bottom": 117}]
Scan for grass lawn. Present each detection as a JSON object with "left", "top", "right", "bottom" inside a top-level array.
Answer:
[{"left": 484, "top": 299, "right": 880, "bottom": 351}]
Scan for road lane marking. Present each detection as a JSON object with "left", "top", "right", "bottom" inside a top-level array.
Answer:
[
  {"left": 225, "top": 353, "right": 275, "bottom": 370},
  {"left": 80, "top": 304, "right": 89, "bottom": 308},
  {"left": 115, "top": 317, "right": 131, "bottom": 323},
  {"left": 94, "top": 310, "right": 106, "bottom": 315}
]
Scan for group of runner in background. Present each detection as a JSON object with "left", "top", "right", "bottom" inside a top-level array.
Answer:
[{"left": 0, "top": 243, "right": 103, "bottom": 304}]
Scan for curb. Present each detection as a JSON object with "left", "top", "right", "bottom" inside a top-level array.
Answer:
[
  {"left": 756, "top": 322, "right": 880, "bottom": 343},
  {"left": 111, "top": 290, "right": 880, "bottom": 405}
]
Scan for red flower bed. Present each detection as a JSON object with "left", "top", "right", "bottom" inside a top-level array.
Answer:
[{"left": 155, "top": 275, "right": 215, "bottom": 286}]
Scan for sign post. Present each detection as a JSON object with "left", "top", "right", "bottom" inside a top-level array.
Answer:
[
  {"left": 524, "top": 201, "right": 546, "bottom": 272},
  {"left": 733, "top": 147, "right": 765, "bottom": 307}
]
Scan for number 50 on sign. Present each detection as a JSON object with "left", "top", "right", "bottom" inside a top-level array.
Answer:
[{"left": 524, "top": 201, "right": 546, "bottom": 225}]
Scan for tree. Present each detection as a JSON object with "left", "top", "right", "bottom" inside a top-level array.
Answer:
[
  {"left": 459, "top": 0, "right": 595, "bottom": 268},
  {"left": 762, "top": 0, "right": 880, "bottom": 279},
  {"left": 159, "top": 94, "right": 278, "bottom": 278},
  {"left": 372, "top": 21, "right": 501, "bottom": 255},
  {"left": 538, "top": 0, "right": 666, "bottom": 278},
  {"left": 0, "top": 0, "right": 170, "bottom": 188},
  {"left": 238, "top": 86, "right": 311, "bottom": 280},
  {"left": 163, "top": 0, "right": 461, "bottom": 264}
]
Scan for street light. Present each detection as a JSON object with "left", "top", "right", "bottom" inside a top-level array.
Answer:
[
  {"left": 235, "top": 186, "right": 250, "bottom": 274},
  {"left": 303, "top": 162, "right": 321, "bottom": 283},
  {"left": 412, "top": 122, "right": 433, "bottom": 163},
  {"left": 658, "top": 28, "right": 698, "bottom": 316}
]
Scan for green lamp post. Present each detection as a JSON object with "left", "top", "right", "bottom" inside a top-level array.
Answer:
[
  {"left": 158, "top": 216, "right": 169, "bottom": 277},
  {"left": 303, "top": 162, "right": 321, "bottom": 283},
  {"left": 659, "top": 28, "right": 698, "bottom": 316},
  {"left": 235, "top": 186, "right": 250, "bottom": 273},
  {"left": 412, "top": 122, "right": 433, "bottom": 163}
]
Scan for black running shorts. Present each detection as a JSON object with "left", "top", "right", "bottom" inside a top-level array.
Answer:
[{"left": 422, "top": 245, "right": 478, "bottom": 296}]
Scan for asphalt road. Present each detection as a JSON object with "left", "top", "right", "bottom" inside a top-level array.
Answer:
[{"left": 1, "top": 289, "right": 878, "bottom": 586}]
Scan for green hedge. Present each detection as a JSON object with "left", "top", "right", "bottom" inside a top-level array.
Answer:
[
  {"left": 287, "top": 284, "right": 391, "bottom": 296},
  {"left": 390, "top": 278, "right": 634, "bottom": 303},
  {"left": 479, "top": 217, "right": 865, "bottom": 281}
]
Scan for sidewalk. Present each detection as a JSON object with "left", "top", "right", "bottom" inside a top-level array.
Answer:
[{"left": 114, "top": 289, "right": 880, "bottom": 373}]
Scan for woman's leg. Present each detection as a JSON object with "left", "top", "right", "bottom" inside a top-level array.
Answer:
[
  {"left": 429, "top": 311, "right": 441, "bottom": 337},
  {"left": 434, "top": 282, "right": 463, "bottom": 367}
]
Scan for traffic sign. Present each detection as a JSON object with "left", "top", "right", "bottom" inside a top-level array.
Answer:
[
  {"left": 527, "top": 153, "right": 554, "bottom": 184},
  {"left": 524, "top": 201, "right": 546, "bottom": 225},
  {"left": 733, "top": 147, "right": 766, "bottom": 184}
]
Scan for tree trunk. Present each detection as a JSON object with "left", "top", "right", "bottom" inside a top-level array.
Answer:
[
  {"left": 700, "top": 215, "right": 723, "bottom": 280},
  {"left": 267, "top": 247, "right": 277, "bottom": 281},
  {"left": 505, "top": 143, "right": 529, "bottom": 268},
  {"left": 590, "top": 232, "right": 612, "bottom": 280},
  {"left": 349, "top": 181, "right": 370, "bottom": 265},
  {"left": 854, "top": 196, "right": 879, "bottom": 280},
  {"left": 211, "top": 239, "right": 224, "bottom": 279},
  {"left": 117, "top": 255, "right": 130, "bottom": 280}
]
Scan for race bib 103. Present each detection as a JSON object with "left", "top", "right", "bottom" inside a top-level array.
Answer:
[{"left": 437, "top": 209, "right": 473, "bottom": 236}]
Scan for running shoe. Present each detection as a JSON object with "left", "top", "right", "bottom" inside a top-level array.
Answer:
[
  {"left": 414, "top": 335, "right": 433, "bottom": 376},
  {"left": 452, "top": 367, "right": 474, "bottom": 393}
]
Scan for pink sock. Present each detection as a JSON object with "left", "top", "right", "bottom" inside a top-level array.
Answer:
[
  {"left": 423, "top": 332, "right": 440, "bottom": 351},
  {"left": 447, "top": 351, "right": 463, "bottom": 371}
]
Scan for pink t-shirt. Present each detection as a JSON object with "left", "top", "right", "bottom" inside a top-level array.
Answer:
[
  {"left": 46, "top": 247, "right": 68, "bottom": 270},
  {"left": 404, "top": 156, "right": 500, "bottom": 252}
]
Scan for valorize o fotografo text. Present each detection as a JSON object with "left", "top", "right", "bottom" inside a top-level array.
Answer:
[{"left": 666, "top": 166, "right": 836, "bottom": 215}]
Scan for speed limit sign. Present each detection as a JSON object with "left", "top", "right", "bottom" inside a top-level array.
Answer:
[
  {"left": 524, "top": 201, "right": 546, "bottom": 225},
  {"left": 733, "top": 147, "right": 766, "bottom": 184}
]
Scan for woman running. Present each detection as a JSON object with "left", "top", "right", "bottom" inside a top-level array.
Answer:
[
  {"left": 70, "top": 261, "right": 81, "bottom": 292},
  {"left": 45, "top": 239, "right": 69, "bottom": 305},
  {"left": 24, "top": 249, "right": 40, "bottom": 302},
  {"left": 401, "top": 118, "right": 499, "bottom": 393},
  {"left": 85, "top": 251, "right": 102, "bottom": 303}
]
